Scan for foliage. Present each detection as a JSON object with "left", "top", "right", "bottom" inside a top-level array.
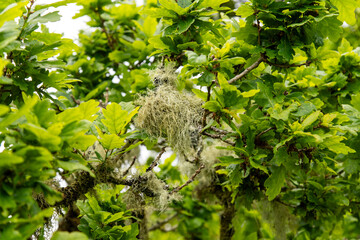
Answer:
[{"left": 1, "top": 0, "right": 360, "bottom": 240}]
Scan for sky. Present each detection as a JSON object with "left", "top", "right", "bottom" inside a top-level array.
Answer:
[{"left": 35, "top": 0, "right": 144, "bottom": 40}]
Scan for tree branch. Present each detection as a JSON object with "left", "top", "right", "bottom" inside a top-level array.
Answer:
[
  {"left": 228, "top": 56, "right": 264, "bottom": 84},
  {"left": 146, "top": 147, "right": 166, "bottom": 172},
  {"left": 170, "top": 164, "right": 205, "bottom": 194},
  {"left": 122, "top": 156, "right": 137, "bottom": 177},
  {"left": 263, "top": 58, "right": 312, "bottom": 68},
  {"left": 149, "top": 213, "right": 178, "bottom": 231},
  {"left": 201, "top": 131, "right": 235, "bottom": 146}
]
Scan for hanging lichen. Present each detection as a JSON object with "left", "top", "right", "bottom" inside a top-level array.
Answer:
[{"left": 134, "top": 63, "right": 204, "bottom": 157}]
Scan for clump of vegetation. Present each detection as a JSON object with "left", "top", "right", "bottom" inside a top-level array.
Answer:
[
  {"left": 148, "top": 62, "right": 178, "bottom": 87},
  {"left": 135, "top": 64, "right": 204, "bottom": 156},
  {"left": 123, "top": 172, "right": 182, "bottom": 211}
]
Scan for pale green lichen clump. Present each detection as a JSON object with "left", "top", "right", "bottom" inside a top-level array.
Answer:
[
  {"left": 135, "top": 82, "right": 203, "bottom": 156},
  {"left": 148, "top": 62, "right": 178, "bottom": 87}
]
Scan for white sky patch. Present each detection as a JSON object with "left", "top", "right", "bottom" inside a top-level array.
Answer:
[
  {"left": 34, "top": 0, "right": 145, "bottom": 40},
  {"left": 0, "top": 141, "right": 4, "bottom": 153}
]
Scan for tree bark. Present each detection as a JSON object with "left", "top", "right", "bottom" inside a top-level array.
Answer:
[{"left": 220, "top": 198, "right": 235, "bottom": 240}]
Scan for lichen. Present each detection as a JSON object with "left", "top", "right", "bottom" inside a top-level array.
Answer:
[
  {"left": 135, "top": 85, "right": 203, "bottom": 156},
  {"left": 123, "top": 172, "right": 182, "bottom": 211},
  {"left": 148, "top": 62, "right": 178, "bottom": 87}
]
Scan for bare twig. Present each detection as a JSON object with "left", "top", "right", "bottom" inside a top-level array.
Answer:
[
  {"left": 170, "top": 164, "right": 205, "bottom": 194},
  {"left": 70, "top": 95, "right": 80, "bottom": 106},
  {"left": 94, "top": 8, "right": 116, "bottom": 50},
  {"left": 149, "top": 214, "right": 178, "bottom": 231},
  {"left": 202, "top": 81, "right": 214, "bottom": 127},
  {"left": 201, "top": 131, "right": 235, "bottom": 146},
  {"left": 263, "top": 58, "right": 312, "bottom": 68},
  {"left": 228, "top": 56, "right": 264, "bottom": 84},
  {"left": 210, "top": 126, "right": 231, "bottom": 135},
  {"left": 122, "top": 156, "right": 137, "bottom": 177},
  {"left": 160, "top": 225, "right": 178, "bottom": 232},
  {"left": 256, "top": 127, "right": 274, "bottom": 139},
  {"left": 146, "top": 147, "right": 166, "bottom": 172}
]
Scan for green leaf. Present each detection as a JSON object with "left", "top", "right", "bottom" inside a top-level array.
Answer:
[
  {"left": 264, "top": 166, "right": 286, "bottom": 201},
  {"left": 67, "top": 134, "right": 97, "bottom": 151},
  {"left": 177, "top": 17, "right": 195, "bottom": 34},
  {"left": 202, "top": 101, "right": 222, "bottom": 112},
  {"left": 235, "top": 4, "right": 253, "bottom": 18},
  {"left": 301, "top": 111, "right": 320, "bottom": 130},
  {"left": 0, "top": 2, "right": 27, "bottom": 28},
  {"left": 142, "top": 16, "right": 157, "bottom": 37},
  {"left": 101, "top": 103, "right": 139, "bottom": 135},
  {"left": 57, "top": 160, "right": 95, "bottom": 177},
  {"left": 78, "top": 100, "right": 100, "bottom": 122},
  {"left": 249, "top": 158, "right": 268, "bottom": 174},
  {"left": 322, "top": 136, "right": 355, "bottom": 155},
  {"left": 51, "top": 231, "right": 88, "bottom": 240},
  {"left": 198, "top": 0, "right": 229, "bottom": 9},
  {"left": 330, "top": 0, "right": 360, "bottom": 25},
  {"left": 192, "top": 89, "right": 208, "bottom": 101},
  {"left": 197, "top": 71, "right": 215, "bottom": 86},
  {"left": 159, "top": 0, "right": 188, "bottom": 15},
  {"left": 98, "top": 131, "right": 126, "bottom": 150},
  {"left": 28, "top": 11, "right": 61, "bottom": 24},
  {"left": 22, "top": 123, "right": 62, "bottom": 151},
  {"left": 82, "top": 81, "right": 109, "bottom": 101},
  {"left": 178, "top": 0, "right": 192, "bottom": 8},
  {"left": 0, "top": 151, "right": 23, "bottom": 167},
  {"left": 0, "top": 21, "right": 20, "bottom": 50},
  {"left": 0, "top": 104, "right": 9, "bottom": 116},
  {"left": 241, "top": 89, "right": 260, "bottom": 98},
  {"left": 269, "top": 102, "right": 298, "bottom": 121},
  {"left": 351, "top": 93, "right": 360, "bottom": 112},
  {"left": 104, "top": 212, "right": 125, "bottom": 225},
  {"left": 185, "top": 51, "right": 207, "bottom": 65},
  {"left": 0, "top": 94, "right": 38, "bottom": 130},
  {"left": 277, "top": 38, "right": 295, "bottom": 62},
  {"left": 60, "top": 120, "right": 92, "bottom": 139}
]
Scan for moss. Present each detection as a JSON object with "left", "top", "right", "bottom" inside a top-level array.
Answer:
[{"left": 135, "top": 85, "right": 203, "bottom": 156}]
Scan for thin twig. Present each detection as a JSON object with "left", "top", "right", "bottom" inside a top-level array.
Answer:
[
  {"left": 228, "top": 56, "right": 264, "bottom": 84},
  {"left": 263, "top": 58, "right": 312, "bottom": 68},
  {"left": 160, "top": 225, "right": 178, "bottom": 232},
  {"left": 149, "top": 214, "right": 178, "bottom": 231},
  {"left": 94, "top": 8, "right": 115, "bottom": 50},
  {"left": 122, "top": 156, "right": 137, "bottom": 177},
  {"left": 210, "top": 126, "right": 231, "bottom": 135},
  {"left": 256, "top": 127, "right": 274, "bottom": 139},
  {"left": 201, "top": 131, "right": 235, "bottom": 146},
  {"left": 146, "top": 147, "right": 166, "bottom": 172},
  {"left": 170, "top": 164, "right": 205, "bottom": 194},
  {"left": 202, "top": 81, "right": 214, "bottom": 127}
]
